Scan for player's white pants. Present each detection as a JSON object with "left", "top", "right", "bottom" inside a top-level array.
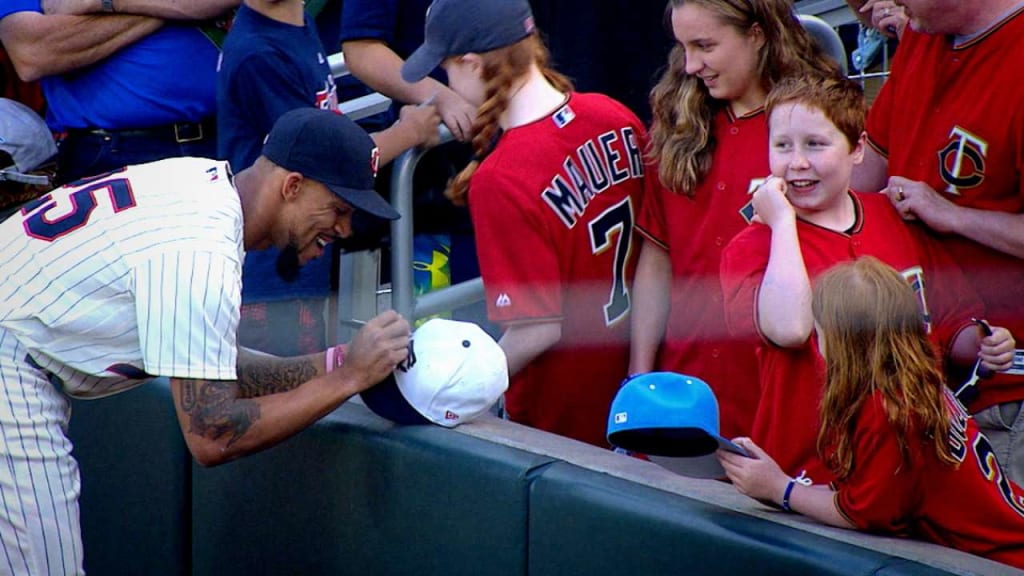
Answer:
[{"left": 0, "top": 328, "right": 83, "bottom": 576}]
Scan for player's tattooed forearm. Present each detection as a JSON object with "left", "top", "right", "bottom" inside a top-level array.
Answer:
[
  {"left": 180, "top": 380, "right": 260, "bottom": 447},
  {"left": 235, "top": 350, "right": 317, "bottom": 398}
]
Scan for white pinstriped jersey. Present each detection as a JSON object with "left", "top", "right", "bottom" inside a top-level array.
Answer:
[{"left": 0, "top": 157, "right": 245, "bottom": 398}]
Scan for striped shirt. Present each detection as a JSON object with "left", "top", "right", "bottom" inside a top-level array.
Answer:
[{"left": 0, "top": 157, "right": 245, "bottom": 397}]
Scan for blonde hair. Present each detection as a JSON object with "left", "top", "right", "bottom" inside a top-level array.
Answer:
[
  {"left": 649, "top": 0, "right": 840, "bottom": 197},
  {"left": 812, "top": 257, "right": 958, "bottom": 480},
  {"left": 765, "top": 73, "right": 866, "bottom": 150},
  {"left": 446, "top": 33, "right": 573, "bottom": 205}
]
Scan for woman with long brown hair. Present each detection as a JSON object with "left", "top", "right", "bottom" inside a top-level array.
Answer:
[
  {"left": 401, "top": 0, "right": 658, "bottom": 447},
  {"left": 720, "top": 257, "right": 1024, "bottom": 569},
  {"left": 629, "top": 0, "right": 841, "bottom": 441}
]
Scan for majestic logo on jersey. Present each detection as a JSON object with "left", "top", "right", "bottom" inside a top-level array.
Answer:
[
  {"left": 738, "top": 177, "right": 768, "bottom": 224},
  {"left": 495, "top": 293, "right": 512, "bottom": 308},
  {"left": 541, "top": 127, "right": 644, "bottom": 228},
  {"left": 900, "top": 266, "right": 932, "bottom": 334},
  {"left": 938, "top": 126, "right": 987, "bottom": 196}
]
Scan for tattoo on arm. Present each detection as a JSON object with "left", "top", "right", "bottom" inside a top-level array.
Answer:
[
  {"left": 180, "top": 380, "right": 260, "bottom": 448},
  {"left": 235, "top": 350, "right": 318, "bottom": 398}
]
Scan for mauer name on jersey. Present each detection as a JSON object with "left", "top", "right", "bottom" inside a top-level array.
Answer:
[{"left": 541, "top": 126, "right": 644, "bottom": 228}]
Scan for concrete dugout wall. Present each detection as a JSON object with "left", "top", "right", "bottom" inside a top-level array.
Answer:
[{"left": 68, "top": 379, "right": 1019, "bottom": 576}]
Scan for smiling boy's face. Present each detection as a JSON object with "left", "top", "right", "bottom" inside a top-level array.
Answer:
[{"left": 768, "top": 101, "right": 865, "bottom": 218}]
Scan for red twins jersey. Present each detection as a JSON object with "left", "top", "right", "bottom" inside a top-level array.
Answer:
[
  {"left": 866, "top": 12, "right": 1024, "bottom": 409},
  {"left": 637, "top": 107, "right": 767, "bottom": 439},
  {"left": 470, "top": 92, "right": 653, "bottom": 447},
  {"left": 0, "top": 158, "right": 244, "bottom": 397},
  {"left": 835, "top": 389, "right": 1024, "bottom": 569},
  {"left": 721, "top": 192, "right": 982, "bottom": 483}
]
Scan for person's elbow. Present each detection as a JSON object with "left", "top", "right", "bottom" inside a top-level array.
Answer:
[
  {"left": 184, "top": 436, "right": 235, "bottom": 468},
  {"left": 5, "top": 45, "right": 54, "bottom": 83},
  {"left": 763, "top": 321, "right": 812, "bottom": 349}
]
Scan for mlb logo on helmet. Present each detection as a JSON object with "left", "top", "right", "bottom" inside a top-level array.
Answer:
[
  {"left": 360, "top": 319, "right": 508, "bottom": 428},
  {"left": 607, "top": 372, "right": 749, "bottom": 479}
]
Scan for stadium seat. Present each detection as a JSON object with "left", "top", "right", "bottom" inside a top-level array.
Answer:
[{"left": 799, "top": 13, "right": 849, "bottom": 74}]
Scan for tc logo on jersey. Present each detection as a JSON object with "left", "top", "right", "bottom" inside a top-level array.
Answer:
[
  {"left": 738, "top": 177, "right": 768, "bottom": 224},
  {"left": 370, "top": 147, "right": 381, "bottom": 178},
  {"left": 939, "top": 126, "right": 988, "bottom": 196},
  {"left": 495, "top": 293, "right": 512, "bottom": 308},
  {"left": 900, "top": 265, "right": 932, "bottom": 335}
]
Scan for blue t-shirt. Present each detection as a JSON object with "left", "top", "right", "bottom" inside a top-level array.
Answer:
[
  {"left": 339, "top": 0, "right": 445, "bottom": 129},
  {"left": 217, "top": 3, "right": 338, "bottom": 301},
  {"left": 0, "top": 1, "right": 218, "bottom": 131},
  {"left": 339, "top": 0, "right": 431, "bottom": 62}
]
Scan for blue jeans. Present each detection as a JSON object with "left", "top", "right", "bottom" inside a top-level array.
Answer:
[{"left": 56, "top": 122, "right": 218, "bottom": 184}]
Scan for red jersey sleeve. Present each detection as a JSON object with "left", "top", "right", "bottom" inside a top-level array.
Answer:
[
  {"left": 834, "top": 394, "right": 920, "bottom": 534},
  {"left": 469, "top": 169, "right": 562, "bottom": 325},
  {"left": 636, "top": 166, "right": 670, "bottom": 250},
  {"left": 720, "top": 224, "right": 772, "bottom": 341}
]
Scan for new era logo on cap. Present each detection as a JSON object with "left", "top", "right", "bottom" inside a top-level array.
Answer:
[{"left": 360, "top": 319, "right": 509, "bottom": 428}]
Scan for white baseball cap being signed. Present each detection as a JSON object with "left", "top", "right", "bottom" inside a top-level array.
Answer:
[{"left": 361, "top": 319, "right": 508, "bottom": 428}]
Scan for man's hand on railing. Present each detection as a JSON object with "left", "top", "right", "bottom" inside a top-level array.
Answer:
[
  {"left": 369, "top": 104, "right": 441, "bottom": 166},
  {"left": 398, "top": 103, "right": 442, "bottom": 149}
]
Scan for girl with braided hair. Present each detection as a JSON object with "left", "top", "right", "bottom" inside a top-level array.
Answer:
[
  {"left": 720, "top": 257, "right": 1024, "bottom": 569},
  {"left": 629, "top": 0, "right": 842, "bottom": 441},
  {"left": 402, "top": 0, "right": 658, "bottom": 447}
]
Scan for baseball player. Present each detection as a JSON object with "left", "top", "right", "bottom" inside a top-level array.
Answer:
[
  {"left": 851, "top": 0, "right": 1024, "bottom": 485},
  {"left": 720, "top": 257, "right": 1024, "bottom": 570},
  {"left": 630, "top": 0, "right": 842, "bottom": 440},
  {"left": 719, "top": 74, "right": 1015, "bottom": 485},
  {"left": 0, "top": 108, "right": 411, "bottom": 575},
  {"left": 400, "top": 0, "right": 657, "bottom": 448}
]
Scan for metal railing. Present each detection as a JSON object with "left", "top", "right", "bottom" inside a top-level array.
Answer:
[
  {"left": 330, "top": 48, "right": 486, "bottom": 338},
  {"left": 387, "top": 127, "right": 485, "bottom": 322}
]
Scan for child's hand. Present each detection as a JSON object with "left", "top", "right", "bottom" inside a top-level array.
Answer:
[
  {"left": 979, "top": 324, "right": 1016, "bottom": 373},
  {"left": 717, "top": 437, "right": 789, "bottom": 505},
  {"left": 750, "top": 177, "right": 795, "bottom": 229}
]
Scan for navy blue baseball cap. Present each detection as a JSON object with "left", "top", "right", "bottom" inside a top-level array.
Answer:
[
  {"left": 401, "top": 0, "right": 536, "bottom": 83},
  {"left": 262, "top": 108, "right": 399, "bottom": 221}
]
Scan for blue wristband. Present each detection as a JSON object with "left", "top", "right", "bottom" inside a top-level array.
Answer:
[{"left": 781, "top": 478, "right": 797, "bottom": 512}]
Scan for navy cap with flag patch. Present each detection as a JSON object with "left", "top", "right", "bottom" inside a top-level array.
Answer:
[
  {"left": 401, "top": 0, "right": 536, "bottom": 83},
  {"left": 262, "top": 108, "right": 399, "bottom": 221}
]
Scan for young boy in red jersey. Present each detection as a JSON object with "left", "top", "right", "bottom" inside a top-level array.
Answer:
[{"left": 719, "top": 73, "right": 1016, "bottom": 485}]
